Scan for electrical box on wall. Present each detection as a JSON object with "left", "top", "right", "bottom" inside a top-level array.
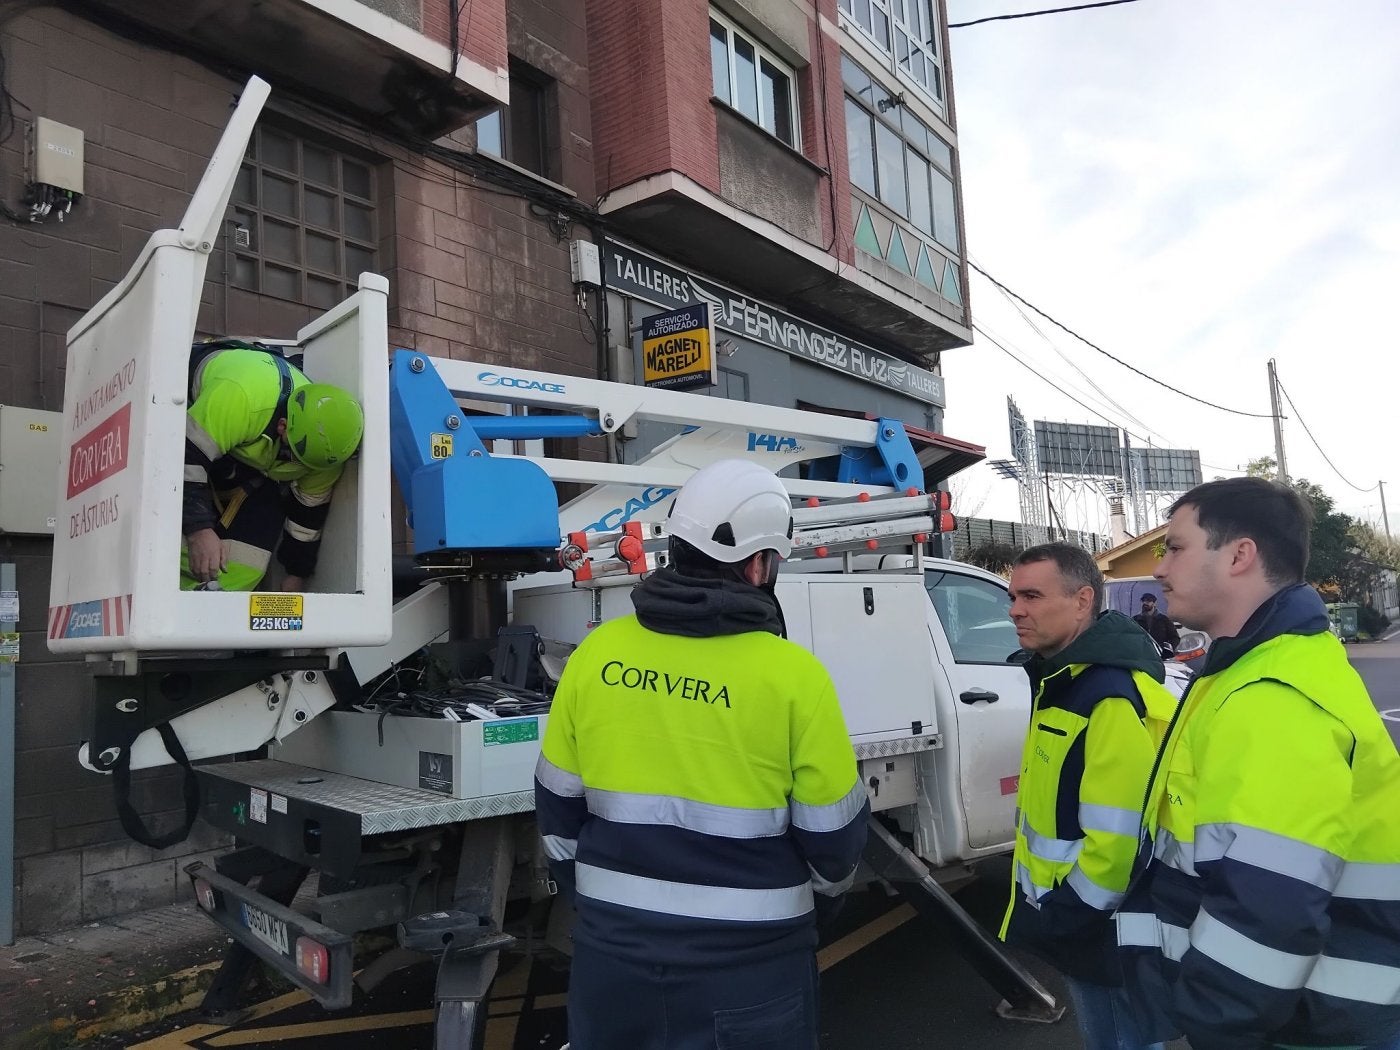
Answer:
[
  {"left": 30, "top": 118, "right": 84, "bottom": 193},
  {"left": 570, "top": 239, "right": 601, "bottom": 287},
  {"left": 24, "top": 117, "right": 85, "bottom": 222},
  {"left": 0, "top": 405, "right": 62, "bottom": 535}
]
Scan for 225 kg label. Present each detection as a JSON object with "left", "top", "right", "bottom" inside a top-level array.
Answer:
[
  {"left": 249, "top": 594, "right": 304, "bottom": 631},
  {"left": 250, "top": 616, "right": 302, "bottom": 631}
]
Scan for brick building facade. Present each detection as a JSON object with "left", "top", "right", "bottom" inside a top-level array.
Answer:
[
  {"left": 0, "top": 0, "right": 595, "bottom": 935},
  {"left": 1, "top": 0, "right": 975, "bottom": 936}
]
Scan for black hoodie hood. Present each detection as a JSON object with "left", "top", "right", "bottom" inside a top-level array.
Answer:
[
  {"left": 1023, "top": 609, "right": 1167, "bottom": 689},
  {"left": 631, "top": 566, "right": 785, "bottom": 639},
  {"left": 1198, "top": 582, "right": 1329, "bottom": 678}
]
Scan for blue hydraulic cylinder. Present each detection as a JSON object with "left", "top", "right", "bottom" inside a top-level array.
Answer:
[
  {"left": 808, "top": 417, "right": 924, "bottom": 491},
  {"left": 386, "top": 350, "right": 601, "bottom": 557}
]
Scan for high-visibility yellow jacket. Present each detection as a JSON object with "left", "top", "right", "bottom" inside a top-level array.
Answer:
[
  {"left": 183, "top": 346, "right": 342, "bottom": 579},
  {"left": 999, "top": 611, "right": 1178, "bottom": 984},
  {"left": 534, "top": 609, "right": 868, "bottom": 966},
  {"left": 1117, "top": 584, "right": 1400, "bottom": 1050}
]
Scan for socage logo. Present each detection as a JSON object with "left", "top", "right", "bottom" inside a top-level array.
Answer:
[
  {"left": 62, "top": 600, "right": 107, "bottom": 638},
  {"left": 582, "top": 485, "right": 676, "bottom": 533},
  {"left": 477, "top": 371, "right": 566, "bottom": 394}
]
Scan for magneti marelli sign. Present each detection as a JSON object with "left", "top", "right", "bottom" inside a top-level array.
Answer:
[{"left": 605, "top": 241, "right": 946, "bottom": 407}]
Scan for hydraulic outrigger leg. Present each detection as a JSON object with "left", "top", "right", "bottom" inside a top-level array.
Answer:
[{"left": 862, "top": 818, "right": 1064, "bottom": 1024}]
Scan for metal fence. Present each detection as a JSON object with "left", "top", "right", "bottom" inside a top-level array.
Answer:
[{"left": 948, "top": 517, "right": 1109, "bottom": 560}]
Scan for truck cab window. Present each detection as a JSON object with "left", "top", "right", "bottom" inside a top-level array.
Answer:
[{"left": 925, "top": 570, "right": 1019, "bottom": 664}]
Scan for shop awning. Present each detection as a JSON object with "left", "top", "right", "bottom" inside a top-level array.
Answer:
[
  {"left": 794, "top": 400, "right": 985, "bottom": 488},
  {"left": 904, "top": 424, "right": 987, "bottom": 487}
]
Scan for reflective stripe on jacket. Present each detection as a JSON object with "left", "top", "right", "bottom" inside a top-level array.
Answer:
[
  {"left": 1118, "top": 586, "right": 1400, "bottom": 1050},
  {"left": 534, "top": 613, "right": 868, "bottom": 966},
  {"left": 184, "top": 348, "right": 341, "bottom": 574},
  {"left": 999, "top": 656, "right": 1176, "bottom": 984}
]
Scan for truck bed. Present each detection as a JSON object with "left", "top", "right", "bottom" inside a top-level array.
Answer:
[{"left": 197, "top": 758, "right": 535, "bottom": 878}]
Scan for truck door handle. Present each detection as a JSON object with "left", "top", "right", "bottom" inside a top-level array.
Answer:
[{"left": 959, "top": 688, "right": 999, "bottom": 705}]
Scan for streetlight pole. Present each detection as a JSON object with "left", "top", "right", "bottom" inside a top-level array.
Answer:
[{"left": 1380, "top": 480, "right": 1392, "bottom": 540}]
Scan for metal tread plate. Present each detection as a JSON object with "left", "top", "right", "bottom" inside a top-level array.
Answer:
[
  {"left": 199, "top": 759, "right": 536, "bottom": 834},
  {"left": 853, "top": 735, "right": 941, "bottom": 760}
]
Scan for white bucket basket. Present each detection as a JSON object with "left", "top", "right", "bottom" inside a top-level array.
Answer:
[{"left": 47, "top": 77, "right": 392, "bottom": 654}]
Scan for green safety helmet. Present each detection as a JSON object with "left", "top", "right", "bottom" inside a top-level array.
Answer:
[{"left": 285, "top": 383, "right": 364, "bottom": 469}]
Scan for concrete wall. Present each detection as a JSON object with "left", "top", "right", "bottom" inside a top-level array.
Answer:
[
  {"left": 2, "top": 535, "right": 232, "bottom": 934},
  {"left": 716, "top": 106, "right": 822, "bottom": 244},
  {"left": 1, "top": 1, "right": 593, "bottom": 935}
]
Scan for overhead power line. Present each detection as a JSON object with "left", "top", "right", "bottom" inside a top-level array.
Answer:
[
  {"left": 950, "top": 0, "right": 1146, "bottom": 29},
  {"left": 979, "top": 259, "right": 1169, "bottom": 444},
  {"left": 975, "top": 323, "right": 1148, "bottom": 441},
  {"left": 1275, "top": 380, "right": 1376, "bottom": 494},
  {"left": 969, "top": 262, "right": 1274, "bottom": 418},
  {"left": 975, "top": 322, "right": 1243, "bottom": 477}
]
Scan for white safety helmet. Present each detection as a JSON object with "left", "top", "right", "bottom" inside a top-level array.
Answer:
[{"left": 667, "top": 459, "right": 794, "bottom": 563}]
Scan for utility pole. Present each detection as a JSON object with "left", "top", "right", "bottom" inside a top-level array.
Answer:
[
  {"left": 1380, "top": 480, "right": 1392, "bottom": 540},
  {"left": 1267, "top": 359, "right": 1289, "bottom": 484}
]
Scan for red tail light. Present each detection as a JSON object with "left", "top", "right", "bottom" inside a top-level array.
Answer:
[{"left": 296, "top": 937, "right": 330, "bottom": 984}]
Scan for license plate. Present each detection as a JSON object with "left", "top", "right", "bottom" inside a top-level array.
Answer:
[{"left": 241, "top": 902, "right": 291, "bottom": 956}]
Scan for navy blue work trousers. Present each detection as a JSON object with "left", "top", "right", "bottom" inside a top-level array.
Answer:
[{"left": 567, "top": 942, "right": 819, "bottom": 1050}]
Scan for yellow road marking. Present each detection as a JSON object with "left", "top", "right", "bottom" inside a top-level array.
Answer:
[
  {"left": 202, "top": 1009, "right": 436, "bottom": 1045},
  {"left": 817, "top": 902, "right": 917, "bottom": 972},
  {"left": 483, "top": 955, "right": 533, "bottom": 1050},
  {"left": 127, "top": 908, "right": 913, "bottom": 1050},
  {"left": 126, "top": 1023, "right": 230, "bottom": 1049},
  {"left": 236, "top": 985, "right": 314, "bottom": 1023}
]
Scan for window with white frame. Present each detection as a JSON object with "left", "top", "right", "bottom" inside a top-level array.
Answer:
[
  {"left": 838, "top": 0, "right": 945, "bottom": 109},
  {"left": 843, "top": 53, "right": 958, "bottom": 253},
  {"left": 709, "top": 10, "right": 800, "bottom": 148}
]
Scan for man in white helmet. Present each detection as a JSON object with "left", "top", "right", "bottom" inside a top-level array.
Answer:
[{"left": 535, "top": 459, "right": 868, "bottom": 1050}]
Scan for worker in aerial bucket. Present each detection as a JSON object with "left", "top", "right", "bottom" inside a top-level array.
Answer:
[
  {"left": 181, "top": 339, "right": 363, "bottom": 592},
  {"left": 535, "top": 458, "right": 868, "bottom": 1049}
]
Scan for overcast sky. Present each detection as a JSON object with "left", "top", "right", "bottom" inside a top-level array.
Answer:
[{"left": 939, "top": 0, "right": 1400, "bottom": 536}]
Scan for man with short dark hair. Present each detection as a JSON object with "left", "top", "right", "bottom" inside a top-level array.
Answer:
[
  {"left": 1001, "top": 542, "right": 1176, "bottom": 1050},
  {"left": 1116, "top": 476, "right": 1400, "bottom": 1050},
  {"left": 1133, "top": 593, "right": 1180, "bottom": 654}
]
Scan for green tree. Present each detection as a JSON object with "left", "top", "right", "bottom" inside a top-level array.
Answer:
[
  {"left": 962, "top": 541, "right": 1023, "bottom": 578},
  {"left": 1336, "top": 521, "right": 1400, "bottom": 606},
  {"left": 1245, "top": 456, "right": 1277, "bottom": 478},
  {"left": 1240, "top": 457, "right": 1353, "bottom": 587}
]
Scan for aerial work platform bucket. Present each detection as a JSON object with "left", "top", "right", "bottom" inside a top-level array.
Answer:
[{"left": 48, "top": 76, "right": 392, "bottom": 655}]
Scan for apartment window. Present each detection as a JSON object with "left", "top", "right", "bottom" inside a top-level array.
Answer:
[
  {"left": 843, "top": 53, "right": 958, "bottom": 253},
  {"left": 709, "top": 10, "right": 799, "bottom": 148},
  {"left": 230, "top": 127, "right": 378, "bottom": 309},
  {"left": 839, "top": 0, "right": 945, "bottom": 110},
  {"left": 475, "top": 60, "right": 553, "bottom": 178}
]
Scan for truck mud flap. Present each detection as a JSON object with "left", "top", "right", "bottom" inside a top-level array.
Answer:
[
  {"left": 186, "top": 861, "right": 356, "bottom": 1010},
  {"left": 861, "top": 818, "right": 1063, "bottom": 1023}
]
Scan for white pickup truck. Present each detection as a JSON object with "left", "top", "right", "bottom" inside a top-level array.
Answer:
[{"left": 516, "top": 555, "right": 1031, "bottom": 870}]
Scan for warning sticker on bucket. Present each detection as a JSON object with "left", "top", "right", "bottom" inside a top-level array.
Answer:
[{"left": 249, "top": 593, "right": 304, "bottom": 631}]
